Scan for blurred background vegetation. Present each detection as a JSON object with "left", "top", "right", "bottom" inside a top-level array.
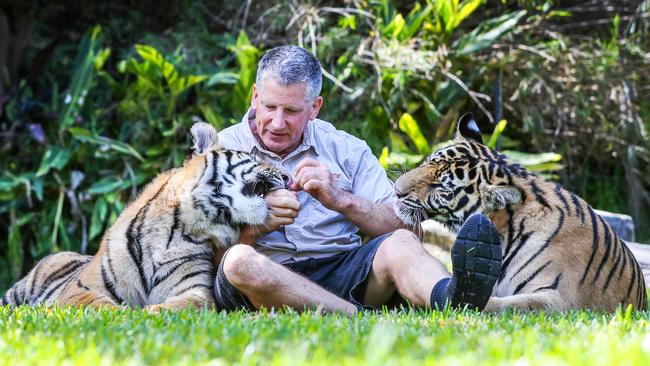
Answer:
[{"left": 0, "top": 0, "right": 648, "bottom": 290}]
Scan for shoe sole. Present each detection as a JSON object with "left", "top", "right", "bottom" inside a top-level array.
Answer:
[{"left": 448, "top": 214, "right": 502, "bottom": 310}]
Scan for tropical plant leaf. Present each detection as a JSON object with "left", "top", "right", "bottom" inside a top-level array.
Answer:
[
  {"left": 383, "top": 151, "right": 424, "bottom": 169},
  {"left": 89, "top": 197, "right": 108, "bottom": 241},
  {"left": 456, "top": 0, "right": 483, "bottom": 26},
  {"left": 399, "top": 2, "right": 433, "bottom": 40},
  {"left": 69, "top": 127, "right": 144, "bottom": 162},
  {"left": 487, "top": 119, "right": 507, "bottom": 149},
  {"left": 59, "top": 26, "right": 103, "bottom": 129},
  {"left": 206, "top": 71, "right": 239, "bottom": 86},
  {"left": 198, "top": 104, "right": 225, "bottom": 130},
  {"left": 398, "top": 113, "right": 430, "bottom": 155},
  {"left": 379, "top": 146, "right": 390, "bottom": 169},
  {"left": 0, "top": 177, "right": 20, "bottom": 191},
  {"left": 36, "top": 148, "right": 72, "bottom": 177},
  {"left": 525, "top": 162, "right": 565, "bottom": 172},
  {"left": 503, "top": 150, "right": 562, "bottom": 167},
  {"left": 7, "top": 212, "right": 24, "bottom": 281},
  {"left": 86, "top": 172, "right": 147, "bottom": 195},
  {"left": 86, "top": 177, "right": 127, "bottom": 195},
  {"left": 454, "top": 10, "right": 527, "bottom": 55}
]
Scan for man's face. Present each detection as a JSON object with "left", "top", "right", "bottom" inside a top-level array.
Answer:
[{"left": 251, "top": 77, "right": 323, "bottom": 157}]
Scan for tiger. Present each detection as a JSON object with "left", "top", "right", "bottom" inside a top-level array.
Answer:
[
  {"left": 394, "top": 113, "right": 648, "bottom": 312},
  {"left": 1, "top": 122, "right": 286, "bottom": 312}
]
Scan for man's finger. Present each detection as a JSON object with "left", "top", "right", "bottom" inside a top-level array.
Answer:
[
  {"left": 296, "top": 165, "right": 329, "bottom": 180},
  {"left": 266, "top": 190, "right": 300, "bottom": 207},
  {"left": 294, "top": 158, "right": 321, "bottom": 175},
  {"left": 266, "top": 189, "right": 293, "bottom": 199},
  {"left": 294, "top": 166, "right": 318, "bottom": 184},
  {"left": 302, "top": 178, "right": 326, "bottom": 194},
  {"left": 269, "top": 207, "right": 299, "bottom": 218},
  {"left": 296, "top": 170, "right": 325, "bottom": 188},
  {"left": 267, "top": 196, "right": 301, "bottom": 211},
  {"left": 266, "top": 214, "right": 295, "bottom": 228}
]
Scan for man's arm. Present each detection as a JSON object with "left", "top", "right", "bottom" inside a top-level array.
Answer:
[
  {"left": 329, "top": 188, "right": 404, "bottom": 237},
  {"left": 292, "top": 158, "right": 406, "bottom": 238}
]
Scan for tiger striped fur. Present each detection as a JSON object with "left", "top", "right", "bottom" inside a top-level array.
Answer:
[
  {"left": 394, "top": 114, "right": 647, "bottom": 312},
  {"left": 1, "top": 122, "right": 285, "bottom": 311}
]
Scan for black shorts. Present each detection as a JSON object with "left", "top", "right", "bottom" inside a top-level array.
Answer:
[{"left": 214, "top": 233, "right": 407, "bottom": 311}]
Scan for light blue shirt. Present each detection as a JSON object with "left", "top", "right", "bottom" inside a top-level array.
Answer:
[{"left": 217, "top": 109, "right": 396, "bottom": 263}]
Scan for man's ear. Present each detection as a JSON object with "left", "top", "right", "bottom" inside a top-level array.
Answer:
[
  {"left": 310, "top": 96, "right": 323, "bottom": 120},
  {"left": 480, "top": 184, "right": 522, "bottom": 212},
  {"left": 190, "top": 122, "right": 220, "bottom": 155},
  {"left": 455, "top": 113, "right": 483, "bottom": 144},
  {"left": 251, "top": 84, "right": 259, "bottom": 106}
]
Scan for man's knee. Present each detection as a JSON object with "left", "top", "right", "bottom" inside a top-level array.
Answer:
[
  {"left": 374, "top": 229, "right": 423, "bottom": 274},
  {"left": 222, "top": 244, "right": 271, "bottom": 291}
]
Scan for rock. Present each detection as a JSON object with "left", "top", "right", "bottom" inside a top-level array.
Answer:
[
  {"left": 595, "top": 209, "right": 635, "bottom": 242},
  {"left": 625, "top": 242, "right": 650, "bottom": 286}
]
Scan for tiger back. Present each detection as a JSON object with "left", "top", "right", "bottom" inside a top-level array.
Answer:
[
  {"left": 394, "top": 114, "right": 647, "bottom": 312},
  {"left": 1, "top": 122, "right": 286, "bottom": 311}
]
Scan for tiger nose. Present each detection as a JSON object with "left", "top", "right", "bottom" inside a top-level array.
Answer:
[
  {"left": 395, "top": 189, "right": 407, "bottom": 199},
  {"left": 281, "top": 173, "right": 293, "bottom": 189}
]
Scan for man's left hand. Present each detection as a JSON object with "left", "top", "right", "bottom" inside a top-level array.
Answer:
[{"left": 291, "top": 158, "right": 345, "bottom": 210}]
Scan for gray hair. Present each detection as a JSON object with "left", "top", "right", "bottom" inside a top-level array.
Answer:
[{"left": 255, "top": 45, "right": 322, "bottom": 101}]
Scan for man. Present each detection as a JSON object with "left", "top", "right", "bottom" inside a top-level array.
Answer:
[{"left": 214, "top": 45, "right": 501, "bottom": 314}]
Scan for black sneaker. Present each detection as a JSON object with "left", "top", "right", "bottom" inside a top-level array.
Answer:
[{"left": 445, "top": 213, "right": 502, "bottom": 310}]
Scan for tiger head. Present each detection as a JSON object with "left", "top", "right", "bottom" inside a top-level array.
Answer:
[
  {"left": 179, "top": 122, "right": 287, "bottom": 243},
  {"left": 394, "top": 114, "right": 523, "bottom": 233}
]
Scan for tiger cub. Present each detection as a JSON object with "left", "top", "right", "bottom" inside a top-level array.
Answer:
[
  {"left": 1, "top": 122, "right": 285, "bottom": 311},
  {"left": 394, "top": 114, "right": 647, "bottom": 312}
]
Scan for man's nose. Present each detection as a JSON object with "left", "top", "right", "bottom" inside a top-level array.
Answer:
[{"left": 270, "top": 110, "right": 286, "bottom": 129}]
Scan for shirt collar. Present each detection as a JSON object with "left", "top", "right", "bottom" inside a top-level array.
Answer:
[{"left": 240, "top": 107, "right": 320, "bottom": 159}]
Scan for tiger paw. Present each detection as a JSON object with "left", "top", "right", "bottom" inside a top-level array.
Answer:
[{"left": 146, "top": 304, "right": 169, "bottom": 314}]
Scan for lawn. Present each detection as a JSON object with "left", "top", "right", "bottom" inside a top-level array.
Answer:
[{"left": 1, "top": 306, "right": 649, "bottom": 365}]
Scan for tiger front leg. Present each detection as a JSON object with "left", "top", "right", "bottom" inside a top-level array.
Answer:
[
  {"left": 57, "top": 290, "right": 123, "bottom": 310},
  {"left": 484, "top": 290, "right": 566, "bottom": 312},
  {"left": 147, "top": 288, "right": 215, "bottom": 313}
]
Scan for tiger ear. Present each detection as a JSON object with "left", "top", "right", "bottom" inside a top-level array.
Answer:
[
  {"left": 190, "top": 122, "right": 220, "bottom": 155},
  {"left": 480, "top": 184, "right": 522, "bottom": 212},
  {"left": 455, "top": 113, "right": 484, "bottom": 144}
]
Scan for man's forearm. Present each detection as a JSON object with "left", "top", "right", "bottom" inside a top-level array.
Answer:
[{"left": 333, "top": 189, "right": 405, "bottom": 238}]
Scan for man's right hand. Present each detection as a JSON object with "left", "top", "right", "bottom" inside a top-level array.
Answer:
[
  {"left": 238, "top": 189, "right": 300, "bottom": 244},
  {"left": 263, "top": 189, "right": 301, "bottom": 231}
]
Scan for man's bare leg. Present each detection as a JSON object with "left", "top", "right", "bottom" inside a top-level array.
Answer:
[
  {"left": 365, "top": 214, "right": 502, "bottom": 310},
  {"left": 363, "top": 229, "right": 449, "bottom": 307},
  {"left": 222, "top": 244, "right": 357, "bottom": 315}
]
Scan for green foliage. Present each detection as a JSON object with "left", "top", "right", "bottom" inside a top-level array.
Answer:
[
  {"left": 399, "top": 112, "right": 430, "bottom": 155},
  {"left": 59, "top": 26, "right": 106, "bottom": 130},
  {"left": 0, "top": 24, "right": 245, "bottom": 286},
  {"left": 0, "top": 306, "right": 649, "bottom": 365},
  {"left": 228, "top": 32, "right": 261, "bottom": 117},
  {"left": 118, "top": 44, "right": 208, "bottom": 119},
  {"left": 486, "top": 119, "right": 507, "bottom": 149},
  {"left": 453, "top": 10, "right": 527, "bottom": 55},
  {"left": 321, "top": 0, "right": 543, "bottom": 173}
]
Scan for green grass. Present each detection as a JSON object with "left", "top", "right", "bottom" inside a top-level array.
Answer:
[{"left": 1, "top": 306, "right": 650, "bottom": 365}]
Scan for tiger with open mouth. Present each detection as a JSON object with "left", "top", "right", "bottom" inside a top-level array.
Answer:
[{"left": 1, "top": 122, "right": 286, "bottom": 312}]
